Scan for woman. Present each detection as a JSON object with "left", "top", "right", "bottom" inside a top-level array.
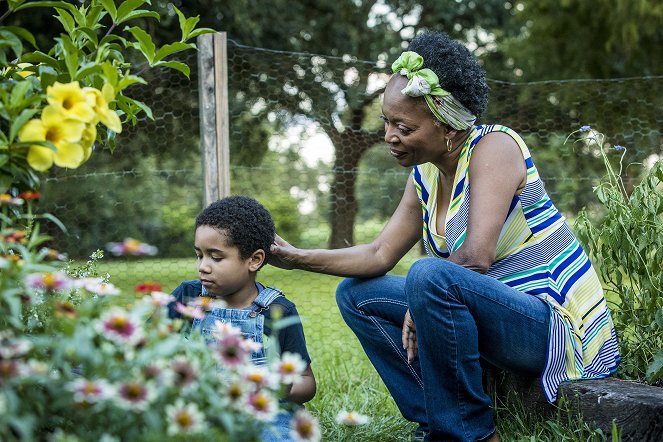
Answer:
[{"left": 270, "top": 31, "right": 620, "bottom": 442}]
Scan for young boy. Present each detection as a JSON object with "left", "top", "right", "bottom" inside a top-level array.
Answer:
[{"left": 168, "top": 196, "right": 316, "bottom": 439}]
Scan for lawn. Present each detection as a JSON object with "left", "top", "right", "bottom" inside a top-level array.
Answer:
[{"left": 94, "top": 252, "right": 612, "bottom": 441}]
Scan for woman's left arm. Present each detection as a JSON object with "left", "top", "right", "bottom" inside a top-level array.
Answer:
[{"left": 448, "top": 131, "right": 527, "bottom": 273}]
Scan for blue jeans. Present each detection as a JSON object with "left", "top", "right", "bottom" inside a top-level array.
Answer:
[{"left": 336, "top": 258, "right": 550, "bottom": 442}]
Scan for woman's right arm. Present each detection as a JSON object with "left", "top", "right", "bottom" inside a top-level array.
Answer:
[{"left": 270, "top": 176, "right": 422, "bottom": 278}]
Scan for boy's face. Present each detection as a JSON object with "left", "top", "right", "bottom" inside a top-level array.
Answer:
[{"left": 194, "top": 226, "right": 264, "bottom": 298}]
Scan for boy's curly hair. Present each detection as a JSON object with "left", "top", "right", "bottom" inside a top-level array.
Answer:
[
  {"left": 195, "top": 196, "right": 275, "bottom": 266},
  {"left": 408, "top": 31, "right": 489, "bottom": 119}
]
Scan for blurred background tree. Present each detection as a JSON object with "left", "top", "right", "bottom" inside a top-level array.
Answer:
[{"left": 8, "top": 0, "right": 660, "bottom": 255}]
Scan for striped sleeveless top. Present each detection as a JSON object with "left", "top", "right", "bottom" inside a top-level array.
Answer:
[{"left": 411, "top": 124, "right": 620, "bottom": 402}]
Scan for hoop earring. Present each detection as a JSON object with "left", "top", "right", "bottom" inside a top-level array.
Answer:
[{"left": 446, "top": 138, "right": 453, "bottom": 152}]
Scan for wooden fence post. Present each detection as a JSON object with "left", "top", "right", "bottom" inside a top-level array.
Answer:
[{"left": 197, "top": 32, "right": 230, "bottom": 207}]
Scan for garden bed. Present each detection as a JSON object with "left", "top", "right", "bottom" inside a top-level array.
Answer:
[{"left": 485, "top": 369, "right": 663, "bottom": 441}]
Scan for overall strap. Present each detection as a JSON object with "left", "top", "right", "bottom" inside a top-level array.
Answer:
[{"left": 254, "top": 286, "right": 284, "bottom": 309}]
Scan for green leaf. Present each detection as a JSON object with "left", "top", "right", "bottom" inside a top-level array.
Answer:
[
  {"left": 76, "top": 27, "right": 99, "bottom": 47},
  {"left": 125, "top": 26, "right": 156, "bottom": 64},
  {"left": 116, "top": 0, "right": 147, "bottom": 20},
  {"left": 9, "top": 109, "right": 38, "bottom": 143},
  {"left": 57, "top": 35, "right": 79, "bottom": 81},
  {"left": 20, "top": 51, "right": 60, "bottom": 69},
  {"left": 9, "top": 80, "right": 32, "bottom": 108},
  {"left": 188, "top": 27, "right": 217, "bottom": 40},
  {"left": 74, "top": 62, "right": 102, "bottom": 81},
  {"left": 54, "top": 8, "right": 75, "bottom": 35},
  {"left": 14, "top": 1, "right": 76, "bottom": 12},
  {"left": 154, "top": 60, "right": 190, "bottom": 78},
  {"left": 2, "top": 25, "right": 37, "bottom": 49},
  {"left": 154, "top": 42, "right": 194, "bottom": 62},
  {"left": 174, "top": 6, "right": 199, "bottom": 41},
  {"left": 0, "top": 29, "right": 24, "bottom": 59},
  {"left": 116, "top": 74, "right": 146, "bottom": 92},
  {"left": 655, "top": 307, "right": 663, "bottom": 328},
  {"left": 117, "top": 10, "right": 160, "bottom": 24},
  {"left": 99, "top": 0, "right": 118, "bottom": 21},
  {"left": 646, "top": 347, "right": 663, "bottom": 383},
  {"left": 100, "top": 61, "right": 119, "bottom": 85}
]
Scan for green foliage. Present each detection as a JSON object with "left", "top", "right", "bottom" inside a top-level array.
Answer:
[
  {"left": 0, "top": 238, "right": 291, "bottom": 441},
  {"left": 0, "top": 0, "right": 214, "bottom": 193},
  {"left": 571, "top": 128, "right": 663, "bottom": 382}
]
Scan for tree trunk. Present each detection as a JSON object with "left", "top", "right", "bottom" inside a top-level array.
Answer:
[{"left": 327, "top": 127, "right": 380, "bottom": 249}]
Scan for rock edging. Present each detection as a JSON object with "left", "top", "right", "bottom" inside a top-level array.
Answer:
[{"left": 484, "top": 369, "right": 663, "bottom": 441}]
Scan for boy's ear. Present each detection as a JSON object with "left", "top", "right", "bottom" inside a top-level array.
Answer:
[{"left": 248, "top": 249, "right": 265, "bottom": 271}]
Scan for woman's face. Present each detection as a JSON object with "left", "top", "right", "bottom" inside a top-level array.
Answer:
[{"left": 381, "top": 75, "right": 447, "bottom": 167}]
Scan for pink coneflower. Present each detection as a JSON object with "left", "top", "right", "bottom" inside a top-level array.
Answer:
[
  {"left": 143, "top": 291, "right": 175, "bottom": 307},
  {"left": 40, "top": 247, "right": 67, "bottom": 261},
  {"left": 246, "top": 390, "right": 278, "bottom": 421},
  {"left": 84, "top": 279, "right": 120, "bottom": 296},
  {"left": 242, "top": 365, "right": 278, "bottom": 390},
  {"left": 106, "top": 238, "right": 157, "bottom": 257},
  {"left": 174, "top": 302, "right": 205, "bottom": 320},
  {"left": 69, "top": 378, "right": 114, "bottom": 403},
  {"left": 166, "top": 400, "right": 205, "bottom": 435},
  {"left": 213, "top": 334, "right": 250, "bottom": 367},
  {"left": 273, "top": 352, "right": 307, "bottom": 384},
  {"left": 96, "top": 308, "right": 143, "bottom": 346},
  {"left": 53, "top": 300, "right": 77, "bottom": 319},
  {"left": 115, "top": 381, "right": 155, "bottom": 410},
  {"left": 0, "top": 331, "right": 32, "bottom": 359},
  {"left": 0, "top": 360, "right": 23, "bottom": 385},
  {"left": 25, "top": 272, "right": 72, "bottom": 292},
  {"left": 290, "top": 409, "right": 321, "bottom": 442},
  {"left": 170, "top": 357, "right": 198, "bottom": 389},
  {"left": 210, "top": 320, "right": 242, "bottom": 339},
  {"left": 191, "top": 296, "right": 226, "bottom": 312}
]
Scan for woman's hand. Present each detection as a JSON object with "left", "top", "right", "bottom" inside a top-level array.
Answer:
[
  {"left": 268, "top": 234, "right": 299, "bottom": 270},
  {"left": 402, "top": 309, "right": 417, "bottom": 363}
]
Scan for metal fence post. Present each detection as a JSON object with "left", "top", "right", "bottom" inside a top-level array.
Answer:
[{"left": 197, "top": 32, "right": 230, "bottom": 207}]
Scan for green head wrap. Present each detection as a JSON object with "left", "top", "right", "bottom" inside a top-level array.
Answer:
[{"left": 391, "top": 51, "right": 476, "bottom": 130}]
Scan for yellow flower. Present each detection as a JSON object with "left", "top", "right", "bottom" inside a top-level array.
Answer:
[
  {"left": 80, "top": 123, "right": 97, "bottom": 162},
  {"left": 46, "top": 81, "right": 96, "bottom": 123},
  {"left": 19, "top": 106, "right": 86, "bottom": 171},
  {"left": 84, "top": 84, "right": 122, "bottom": 133}
]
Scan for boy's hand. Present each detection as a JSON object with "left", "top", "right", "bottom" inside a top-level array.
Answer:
[
  {"left": 269, "top": 234, "right": 298, "bottom": 270},
  {"left": 402, "top": 309, "right": 417, "bottom": 364}
]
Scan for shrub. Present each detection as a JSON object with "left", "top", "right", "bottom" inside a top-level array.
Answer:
[{"left": 569, "top": 126, "right": 663, "bottom": 383}]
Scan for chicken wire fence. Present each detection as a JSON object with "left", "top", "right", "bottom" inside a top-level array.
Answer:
[{"left": 38, "top": 40, "right": 662, "bottom": 341}]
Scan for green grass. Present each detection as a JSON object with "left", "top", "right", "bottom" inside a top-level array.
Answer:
[{"left": 92, "top": 252, "right": 613, "bottom": 441}]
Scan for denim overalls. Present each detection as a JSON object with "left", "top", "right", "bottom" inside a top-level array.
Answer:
[
  {"left": 192, "top": 286, "right": 295, "bottom": 442},
  {"left": 191, "top": 285, "right": 283, "bottom": 366}
]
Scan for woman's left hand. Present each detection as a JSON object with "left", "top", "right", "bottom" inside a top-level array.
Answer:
[{"left": 402, "top": 309, "right": 418, "bottom": 363}]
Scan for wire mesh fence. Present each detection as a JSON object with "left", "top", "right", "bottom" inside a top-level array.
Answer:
[{"left": 38, "top": 40, "right": 662, "bottom": 338}]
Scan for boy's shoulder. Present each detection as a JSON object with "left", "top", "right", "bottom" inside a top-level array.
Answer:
[
  {"left": 172, "top": 280, "right": 203, "bottom": 297},
  {"left": 260, "top": 286, "right": 298, "bottom": 316}
]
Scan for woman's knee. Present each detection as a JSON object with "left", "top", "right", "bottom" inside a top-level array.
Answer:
[
  {"left": 335, "top": 277, "right": 361, "bottom": 314},
  {"left": 406, "top": 258, "right": 456, "bottom": 311}
]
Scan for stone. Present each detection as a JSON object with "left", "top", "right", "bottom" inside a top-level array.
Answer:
[{"left": 484, "top": 368, "right": 663, "bottom": 441}]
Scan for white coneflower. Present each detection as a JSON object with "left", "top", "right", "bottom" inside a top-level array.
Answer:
[
  {"left": 68, "top": 378, "right": 114, "bottom": 403},
  {"left": 246, "top": 390, "right": 278, "bottom": 421},
  {"left": 335, "top": 410, "right": 370, "bottom": 426},
  {"left": 273, "top": 352, "right": 307, "bottom": 384},
  {"left": 165, "top": 400, "right": 205, "bottom": 435},
  {"left": 290, "top": 408, "right": 321, "bottom": 442}
]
